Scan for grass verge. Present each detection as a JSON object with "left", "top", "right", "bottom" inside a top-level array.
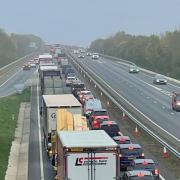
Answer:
[{"left": 0, "top": 88, "right": 30, "bottom": 178}]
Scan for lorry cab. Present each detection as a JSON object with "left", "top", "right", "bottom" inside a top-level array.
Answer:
[{"left": 172, "top": 92, "right": 180, "bottom": 111}]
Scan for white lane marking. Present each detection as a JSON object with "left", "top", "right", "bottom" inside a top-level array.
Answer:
[
  {"left": 170, "top": 112, "right": 175, "bottom": 115},
  {"left": 167, "top": 82, "right": 180, "bottom": 89},
  {"left": 138, "top": 69, "right": 180, "bottom": 90},
  {"left": 83, "top": 64, "right": 180, "bottom": 143},
  {"left": 0, "top": 69, "right": 22, "bottom": 88},
  {"left": 137, "top": 78, "right": 173, "bottom": 97},
  {"left": 37, "top": 77, "right": 44, "bottom": 180},
  {"left": 159, "top": 174, "right": 166, "bottom": 180},
  {"left": 153, "top": 101, "right": 157, "bottom": 104},
  {"left": 162, "top": 106, "right": 165, "bottom": 109},
  {"left": 146, "top": 96, "right": 150, "bottom": 99}
]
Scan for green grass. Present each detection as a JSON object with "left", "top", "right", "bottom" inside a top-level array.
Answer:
[{"left": 0, "top": 88, "right": 30, "bottom": 179}]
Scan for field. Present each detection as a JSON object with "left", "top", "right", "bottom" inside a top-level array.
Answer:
[{"left": 0, "top": 88, "right": 30, "bottom": 178}]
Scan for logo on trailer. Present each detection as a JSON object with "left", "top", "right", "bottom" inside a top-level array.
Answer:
[
  {"left": 51, "top": 113, "right": 56, "bottom": 120},
  {"left": 75, "top": 157, "right": 108, "bottom": 166}
]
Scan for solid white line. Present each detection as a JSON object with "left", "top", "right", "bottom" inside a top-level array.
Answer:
[
  {"left": 37, "top": 76, "right": 44, "bottom": 180},
  {"left": 0, "top": 69, "right": 22, "bottom": 88},
  {"left": 160, "top": 174, "right": 166, "bottom": 180},
  {"left": 83, "top": 62, "right": 180, "bottom": 143}
]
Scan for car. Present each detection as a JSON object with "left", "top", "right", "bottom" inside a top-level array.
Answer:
[
  {"left": 34, "top": 58, "right": 39, "bottom": 64},
  {"left": 130, "top": 159, "right": 160, "bottom": 180},
  {"left": 89, "top": 109, "right": 109, "bottom": 129},
  {"left": 78, "top": 54, "right": 85, "bottom": 58},
  {"left": 79, "top": 91, "right": 94, "bottom": 104},
  {"left": 121, "top": 170, "right": 154, "bottom": 180},
  {"left": 67, "top": 73, "right": 76, "bottom": 78},
  {"left": 62, "top": 65, "right": 72, "bottom": 74},
  {"left": 65, "top": 76, "right": 77, "bottom": 87},
  {"left": 83, "top": 98, "right": 102, "bottom": 117},
  {"left": 113, "top": 136, "right": 131, "bottom": 144},
  {"left": 92, "top": 53, "right": 99, "bottom": 59},
  {"left": 118, "top": 144, "right": 145, "bottom": 170},
  {"left": 99, "top": 121, "right": 122, "bottom": 137},
  {"left": 129, "top": 65, "right": 139, "bottom": 73},
  {"left": 86, "top": 52, "right": 92, "bottom": 56},
  {"left": 153, "top": 74, "right": 167, "bottom": 85},
  {"left": 22, "top": 64, "right": 31, "bottom": 70},
  {"left": 29, "top": 63, "right": 36, "bottom": 68},
  {"left": 71, "top": 81, "right": 86, "bottom": 97},
  {"left": 172, "top": 92, "right": 180, "bottom": 111},
  {"left": 64, "top": 68, "right": 75, "bottom": 78},
  {"left": 73, "top": 50, "right": 79, "bottom": 54}
]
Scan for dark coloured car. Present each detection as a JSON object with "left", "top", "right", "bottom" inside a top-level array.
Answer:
[
  {"left": 153, "top": 75, "right": 167, "bottom": 85},
  {"left": 121, "top": 170, "right": 154, "bottom": 180},
  {"left": 22, "top": 64, "right": 31, "bottom": 70},
  {"left": 118, "top": 144, "right": 145, "bottom": 170},
  {"left": 71, "top": 81, "right": 86, "bottom": 97},
  {"left": 99, "top": 121, "right": 122, "bottom": 137},
  {"left": 113, "top": 136, "right": 131, "bottom": 144},
  {"left": 62, "top": 65, "right": 72, "bottom": 74},
  {"left": 64, "top": 68, "right": 75, "bottom": 78},
  {"left": 130, "top": 159, "right": 160, "bottom": 180}
]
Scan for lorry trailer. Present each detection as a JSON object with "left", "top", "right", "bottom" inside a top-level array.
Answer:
[{"left": 57, "top": 130, "right": 120, "bottom": 180}]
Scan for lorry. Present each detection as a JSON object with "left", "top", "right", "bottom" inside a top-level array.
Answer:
[
  {"left": 57, "top": 130, "right": 120, "bottom": 180},
  {"left": 42, "top": 94, "right": 82, "bottom": 153},
  {"left": 39, "top": 65, "right": 62, "bottom": 95},
  {"left": 39, "top": 54, "right": 53, "bottom": 65}
]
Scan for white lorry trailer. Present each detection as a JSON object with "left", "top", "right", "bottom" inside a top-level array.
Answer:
[{"left": 57, "top": 130, "right": 120, "bottom": 180}]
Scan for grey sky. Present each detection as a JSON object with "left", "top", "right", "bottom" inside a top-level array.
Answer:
[{"left": 0, "top": 0, "right": 180, "bottom": 46}]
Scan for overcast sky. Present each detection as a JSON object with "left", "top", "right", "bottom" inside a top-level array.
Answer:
[{"left": 0, "top": 0, "right": 180, "bottom": 46}]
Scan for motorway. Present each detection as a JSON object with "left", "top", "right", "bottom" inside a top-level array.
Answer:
[
  {"left": 0, "top": 68, "right": 37, "bottom": 97},
  {"left": 72, "top": 54, "right": 180, "bottom": 143},
  {"left": 1, "top": 53, "right": 179, "bottom": 179}
]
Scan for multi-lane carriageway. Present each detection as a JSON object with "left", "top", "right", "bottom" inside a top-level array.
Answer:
[
  {"left": 70, "top": 52, "right": 180, "bottom": 144},
  {"left": 1, "top": 52, "right": 179, "bottom": 180}
]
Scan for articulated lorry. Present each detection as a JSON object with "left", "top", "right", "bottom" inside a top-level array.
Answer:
[{"left": 57, "top": 130, "right": 120, "bottom": 180}]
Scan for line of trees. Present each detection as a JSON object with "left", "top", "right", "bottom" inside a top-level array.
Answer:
[
  {"left": 90, "top": 30, "right": 180, "bottom": 78},
  {"left": 0, "top": 29, "right": 43, "bottom": 68}
]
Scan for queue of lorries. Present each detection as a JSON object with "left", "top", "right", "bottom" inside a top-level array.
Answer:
[{"left": 30, "top": 47, "right": 163, "bottom": 180}]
